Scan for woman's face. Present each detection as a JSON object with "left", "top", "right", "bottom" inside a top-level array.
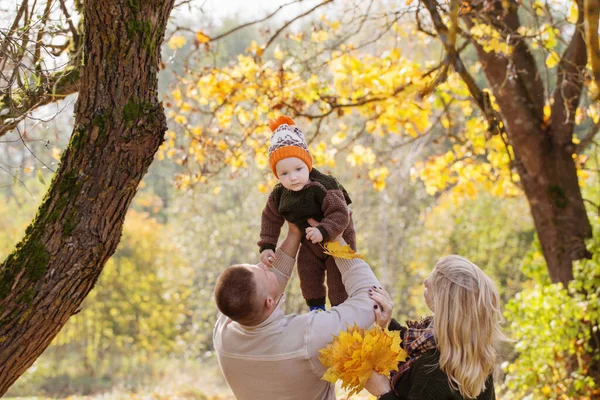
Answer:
[{"left": 424, "top": 273, "right": 434, "bottom": 312}]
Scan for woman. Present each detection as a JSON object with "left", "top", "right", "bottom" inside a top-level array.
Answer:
[{"left": 366, "top": 255, "right": 506, "bottom": 399}]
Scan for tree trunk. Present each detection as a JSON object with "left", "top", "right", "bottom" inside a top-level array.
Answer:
[
  {"left": 466, "top": 0, "right": 592, "bottom": 284},
  {"left": 0, "top": 0, "right": 174, "bottom": 394}
]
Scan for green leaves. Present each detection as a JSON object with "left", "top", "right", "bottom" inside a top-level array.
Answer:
[{"left": 502, "top": 217, "right": 600, "bottom": 398}]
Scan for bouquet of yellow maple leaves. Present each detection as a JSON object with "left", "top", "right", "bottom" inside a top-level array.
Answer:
[{"left": 318, "top": 324, "right": 408, "bottom": 396}]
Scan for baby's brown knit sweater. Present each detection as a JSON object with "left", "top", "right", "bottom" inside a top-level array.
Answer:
[{"left": 258, "top": 168, "right": 352, "bottom": 252}]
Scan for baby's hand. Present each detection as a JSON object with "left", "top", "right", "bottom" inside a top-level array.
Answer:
[
  {"left": 260, "top": 249, "right": 276, "bottom": 267},
  {"left": 305, "top": 227, "right": 324, "bottom": 244}
]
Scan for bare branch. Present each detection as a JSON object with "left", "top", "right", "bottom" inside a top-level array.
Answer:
[
  {"left": 264, "top": 0, "right": 334, "bottom": 51},
  {"left": 58, "top": 0, "right": 81, "bottom": 49},
  {"left": 551, "top": 0, "right": 588, "bottom": 145},
  {"left": 0, "top": 0, "right": 28, "bottom": 72},
  {"left": 209, "top": 0, "right": 304, "bottom": 42},
  {"left": 0, "top": 66, "right": 80, "bottom": 138},
  {"left": 33, "top": 0, "right": 54, "bottom": 68}
]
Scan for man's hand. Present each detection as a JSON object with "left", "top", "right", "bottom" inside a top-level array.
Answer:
[
  {"left": 305, "top": 227, "right": 323, "bottom": 244},
  {"left": 260, "top": 249, "right": 276, "bottom": 268}
]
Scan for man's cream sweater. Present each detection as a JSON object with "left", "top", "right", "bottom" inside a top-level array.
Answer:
[{"left": 213, "top": 248, "right": 381, "bottom": 400}]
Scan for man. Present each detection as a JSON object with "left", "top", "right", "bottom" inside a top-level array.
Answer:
[{"left": 213, "top": 221, "right": 383, "bottom": 400}]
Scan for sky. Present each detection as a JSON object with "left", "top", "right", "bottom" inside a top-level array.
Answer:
[{"left": 198, "top": 0, "right": 315, "bottom": 20}]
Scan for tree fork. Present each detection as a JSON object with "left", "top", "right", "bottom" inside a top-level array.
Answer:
[{"left": 421, "top": 0, "right": 592, "bottom": 284}]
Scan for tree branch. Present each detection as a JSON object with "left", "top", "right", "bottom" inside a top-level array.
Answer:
[
  {"left": 0, "top": 66, "right": 80, "bottom": 138},
  {"left": 584, "top": 0, "right": 600, "bottom": 101},
  {"left": 577, "top": 121, "right": 600, "bottom": 153},
  {"left": 263, "top": 0, "right": 334, "bottom": 51},
  {"left": 208, "top": 0, "right": 304, "bottom": 42},
  {"left": 551, "top": 0, "right": 588, "bottom": 145},
  {"left": 421, "top": 0, "right": 503, "bottom": 135}
]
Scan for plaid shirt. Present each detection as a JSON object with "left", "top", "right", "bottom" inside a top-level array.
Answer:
[{"left": 391, "top": 316, "right": 437, "bottom": 389}]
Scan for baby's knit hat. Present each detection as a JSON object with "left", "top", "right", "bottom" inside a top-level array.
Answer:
[{"left": 268, "top": 116, "right": 313, "bottom": 177}]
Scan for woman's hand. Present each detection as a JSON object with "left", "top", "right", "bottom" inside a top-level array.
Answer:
[
  {"left": 369, "top": 286, "right": 394, "bottom": 330},
  {"left": 365, "top": 371, "right": 392, "bottom": 397}
]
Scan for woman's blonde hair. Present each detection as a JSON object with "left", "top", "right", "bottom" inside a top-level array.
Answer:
[{"left": 429, "top": 255, "right": 507, "bottom": 399}]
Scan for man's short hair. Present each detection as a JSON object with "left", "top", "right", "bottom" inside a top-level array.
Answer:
[{"left": 214, "top": 265, "right": 261, "bottom": 323}]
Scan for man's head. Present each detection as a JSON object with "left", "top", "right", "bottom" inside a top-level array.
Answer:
[{"left": 214, "top": 263, "right": 282, "bottom": 325}]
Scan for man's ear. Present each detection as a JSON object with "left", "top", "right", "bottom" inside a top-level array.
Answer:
[{"left": 265, "top": 295, "right": 275, "bottom": 310}]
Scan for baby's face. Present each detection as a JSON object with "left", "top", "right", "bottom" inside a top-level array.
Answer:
[{"left": 275, "top": 157, "right": 310, "bottom": 191}]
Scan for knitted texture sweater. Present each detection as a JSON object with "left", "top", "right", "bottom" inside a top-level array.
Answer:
[
  {"left": 258, "top": 168, "right": 352, "bottom": 253},
  {"left": 380, "top": 320, "right": 496, "bottom": 400}
]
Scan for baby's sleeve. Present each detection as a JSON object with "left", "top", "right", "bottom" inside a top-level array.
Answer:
[
  {"left": 316, "top": 188, "right": 350, "bottom": 242},
  {"left": 258, "top": 188, "right": 285, "bottom": 252}
]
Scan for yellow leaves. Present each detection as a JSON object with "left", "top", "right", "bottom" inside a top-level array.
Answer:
[
  {"left": 273, "top": 46, "right": 284, "bottom": 61},
  {"left": 545, "top": 51, "right": 560, "bottom": 68},
  {"left": 588, "top": 105, "right": 600, "bottom": 124},
  {"left": 174, "top": 115, "right": 187, "bottom": 124},
  {"left": 246, "top": 40, "right": 264, "bottom": 57},
  {"left": 327, "top": 20, "right": 341, "bottom": 31},
  {"left": 541, "top": 385, "right": 552, "bottom": 397},
  {"left": 172, "top": 88, "right": 182, "bottom": 105},
  {"left": 258, "top": 183, "right": 270, "bottom": 193},
  {"left": 322, "top": 241, "right": 364, "bottom": 260},
  {"left": 346, "top": 145, "right": 375, "bottom": 167},
  {"left": 311, "top": 141, "right": 337, "bottom": 168},
  {"left": 319, "top": 325, "right": 407, "bottom": 396},
  {"left": 254, "top": 150, "right": 269, "bottom": 170},
  {"left": 532, "top": 1, "right": 544, "bottom": 16},
  {"left": 368, "top": 167, "right": 390, "bottom": 192},
  {"left": 195, "top": 30, "right": 210, "bottom": 44},
  {"left": 543, "top": 104, "right": 551, "bottom": 124},
  {"left": 288, "top": 32, "right": 304, "bottom": 43},
  {"left": 217, "top": 140, "right": 228, "bottom": 151},
  {"left": 469, "top": 23, "right": 513, "bottom": 55},
  {"left": 51, "top": 147, "right": 62, "bottom": 161},
  {"left": 168, "top": 35, "right": 186, "bottom": 50},
  {"left": 311, "top": 30, "right": 329, "bottom": 43},
  {"left": 190, "top": 126, "right": 202, "bottom": 137}
]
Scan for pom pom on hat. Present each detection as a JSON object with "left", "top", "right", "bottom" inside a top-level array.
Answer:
[
  {"left": 268, "top": 115, "right": 313, "bottom": 177},
  {"left": 269, "top": 115, "right": 296, "bottom": 132}
]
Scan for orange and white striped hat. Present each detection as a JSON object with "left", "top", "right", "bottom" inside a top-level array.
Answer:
[{"left": 268, "top": 116, "right": 313, "bottom": 177}]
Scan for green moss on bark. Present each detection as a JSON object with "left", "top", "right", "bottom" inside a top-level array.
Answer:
[
  {"left": 63, "top": 209, "right": 78, "bottom": 237},
  {"left": 124, "top": 97, "right": 152, "bottom": 123}
]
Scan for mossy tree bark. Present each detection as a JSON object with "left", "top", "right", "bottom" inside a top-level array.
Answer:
[
  {"left": 422, "top": 0, "right": 593, "bottom": 285},
  {"left": 0, "top": 0, "right": 175, "bottom": 394}
]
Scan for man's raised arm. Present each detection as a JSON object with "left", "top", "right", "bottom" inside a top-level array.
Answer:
[
  {"left": 270, "top": 222, "right": 302, "bottom": 291},
  {"left": 307, "top": 236, "right": 382, "bottom": 375}
]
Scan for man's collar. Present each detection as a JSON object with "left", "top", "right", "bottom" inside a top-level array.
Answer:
[{"left": 239, "top": 294, "right": 286, "bottom": 331}]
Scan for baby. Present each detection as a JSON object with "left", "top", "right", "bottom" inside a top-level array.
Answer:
[{"left": 258, "top": 116, "right": 357, "bottom": 311}]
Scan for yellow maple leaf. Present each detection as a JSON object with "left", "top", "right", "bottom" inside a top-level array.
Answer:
[
  {"left": 195, "top": 30, "right": 210, "bottom": 44},
  {"left": 319, "top": 325, "right": 407, "bottom": 396},
  {"left": 322, "top": 241, "right": 364, "bottom": 260},
  {"left": 168, "top": 35, "right": 186, "bottom": 50}
]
